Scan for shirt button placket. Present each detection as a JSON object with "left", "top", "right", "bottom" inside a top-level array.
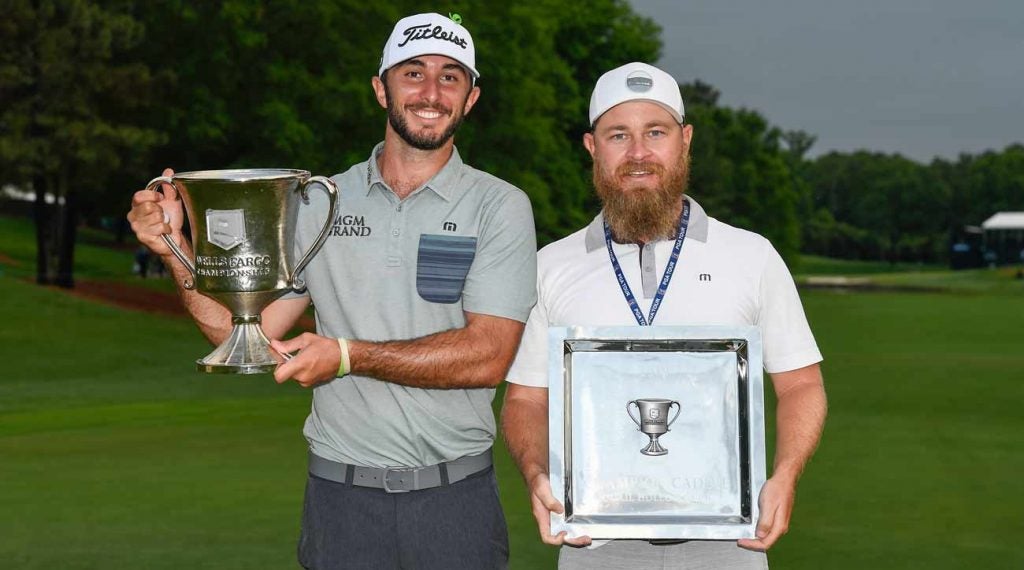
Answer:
[
  {"left": 641, "top": 243, "right": 658, "bottom": 299},
  {"left": 386, "top": 201, "right": 405, "bottom": 267}
]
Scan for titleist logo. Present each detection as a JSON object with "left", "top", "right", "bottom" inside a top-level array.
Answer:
[{"left": 398, "top": 24, "right": 468, "bottom": 49}]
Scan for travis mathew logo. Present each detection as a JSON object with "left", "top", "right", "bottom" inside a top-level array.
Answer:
[
  {"left": 330, "top": 214, "right": 371, "bottom": 237},
  {"left": 398, "top": 24, "right": 468, "bottom": 49},
  {"left": 442, "top": 221, "right": 457, "bottom": 232}
]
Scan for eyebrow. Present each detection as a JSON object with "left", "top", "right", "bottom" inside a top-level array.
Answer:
[
  {"left": 399, "top": 59, "right": 468, "bottom": 79},
  {"left": 600, "top": 120, "right": 676, "bottom": 133},
  {"left": 442, "top": 63, "right": 469, "bottom": 79}
]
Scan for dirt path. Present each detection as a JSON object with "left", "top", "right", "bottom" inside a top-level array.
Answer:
[
  {"left": 61, "top": 278, "right": 317, "bottom": 331},
  {"left": 70, "top": 279, "right": 187, "bottom": 317}
]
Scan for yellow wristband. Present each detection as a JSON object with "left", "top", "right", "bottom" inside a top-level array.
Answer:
[{"left": 337, "top": 338, "right": 351, "bottom": 377}]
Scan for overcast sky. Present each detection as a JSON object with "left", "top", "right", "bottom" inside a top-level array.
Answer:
[{"left": 627, "top": 0, "right": 1023, "bottom": 162}]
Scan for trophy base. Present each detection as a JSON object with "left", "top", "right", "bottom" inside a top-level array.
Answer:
[
  {"left": 196, "top": 361, "right": 278, "bottom": 374},
  {"left": 196, "top": 320, "right": 284, "bottom": 375},
  {"left": 640, "top": 448, "right": 669, "bottom": 456},
  {"left": 640, "top": 437, "right": 669, "bottom": 456}
]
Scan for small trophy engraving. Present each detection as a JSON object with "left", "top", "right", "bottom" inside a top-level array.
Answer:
[{"left": 627, "top": 398, "right": 681, "bottom": 456}]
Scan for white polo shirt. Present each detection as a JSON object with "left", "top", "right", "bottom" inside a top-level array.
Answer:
[{"left": 507, "top": 197, "right": 822, "bottom": 387}]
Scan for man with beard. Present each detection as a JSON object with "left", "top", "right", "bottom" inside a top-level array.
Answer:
[
  {"left": 127, "top": 13, "right": 535, "bottom": 570},
  {"left": 501, "top": 62, "right": 826, "bottom": 569}
]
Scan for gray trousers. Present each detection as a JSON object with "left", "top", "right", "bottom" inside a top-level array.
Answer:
[
  {"left": 298, "top": 467, "right": 508, "bottom": 569},
  {"left": 559, "top": 540, "right": 768, "bottom": 570}
]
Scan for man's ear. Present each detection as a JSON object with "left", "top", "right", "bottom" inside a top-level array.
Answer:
[
  {"left": 583, "top": 132, "right": 596, "bottom": 159},
  {"left": 682, "top": 123, "right": 694, "bottom": 148},
  {"left": 371, "top": 76, "right": 388, "bottom": 110},
  {"left": 461, "top": 85, "right": 482, "bottom": 116}
]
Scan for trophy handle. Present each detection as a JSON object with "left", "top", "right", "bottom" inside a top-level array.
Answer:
[
  {"left": 290, "top": 175, "right": 340, "bottom": 290},
  {"left": 145, "top": 175, "right": 196, "bottom": 290},
  {"left": 626, "top": 400, "right": 641, "bottom": 429},
  {"left": 666, "top": 401, "right": 682, "bottom": 428}
]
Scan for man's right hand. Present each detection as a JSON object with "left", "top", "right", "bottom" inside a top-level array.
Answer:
[
  {"left": 127, "top": 167, "right": 184, "bottom": 256},
  {"left": 528, "top": 472, "right": 592, "bottom": 547}
]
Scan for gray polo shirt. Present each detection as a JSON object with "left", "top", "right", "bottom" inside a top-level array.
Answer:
[{"left": 292, "top": 143, "right": 537, "bottom": 468}]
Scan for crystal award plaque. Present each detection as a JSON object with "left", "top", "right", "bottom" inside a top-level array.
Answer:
[{"left": 548, "top": 325, "right": 766, "bottom": 540}]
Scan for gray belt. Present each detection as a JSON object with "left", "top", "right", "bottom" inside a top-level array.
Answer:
[{"left": 308, "top": 449, "right": 493, "bottom": 493}]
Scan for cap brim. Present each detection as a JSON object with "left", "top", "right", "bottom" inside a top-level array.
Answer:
[{"left": 592, "top": 99, "right": 684, "bottom": 126}]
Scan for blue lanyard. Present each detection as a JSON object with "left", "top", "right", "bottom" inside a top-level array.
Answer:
[{"left": 604, "top": 201, "right": 690, "bottom": 326}]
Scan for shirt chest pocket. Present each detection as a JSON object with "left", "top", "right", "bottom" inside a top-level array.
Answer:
[{"left": 416, "top": 234, "right": 478, "bottom": 304}]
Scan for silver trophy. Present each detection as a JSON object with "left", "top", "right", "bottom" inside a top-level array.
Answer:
[
  {"left": 627, "top": 398, "right": 681, "bottom": 456},
  {"left": 144, "top": 169, "right": 339, "bottom": 374}
]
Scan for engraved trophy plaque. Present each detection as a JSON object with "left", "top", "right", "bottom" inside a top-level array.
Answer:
[
  {"left": 548, "top": 326, "right": 766, "bottom": 540},
  {"left": 627, "top": 398, "right": 681, "bottom": 456},
  {"left": 145, "top": 169, "right": 339, "bottom": 374}
]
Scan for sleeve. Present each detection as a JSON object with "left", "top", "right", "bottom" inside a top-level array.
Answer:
[
  {"left": 460, "top": 189, "right": 538, "bottom": 323},
  {"left": 505, "top": 279, "right": 551, "bottom": 387},
  {"left": 756, "top": 243, "right": 823, "bottom": 374}
]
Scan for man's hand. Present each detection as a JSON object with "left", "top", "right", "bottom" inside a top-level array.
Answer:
[
  {"left": 528, "top": 472, "right": 591, "bottom": 547},
  {"left": 127, "top": 167, "right": 184, "bottom": 256},
  {"left": 271, "top": 333, "right": 342, "bottom": 388},
  {"left": 738, "top": 363, "right": 826, "bottom": 552},
  {"left": 737, "top": 475, "right": 796, "bottom": 552}
]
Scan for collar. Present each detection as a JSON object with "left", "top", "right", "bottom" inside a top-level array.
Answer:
[
  {"left": 365, "top": 142, "right": 463, "bottom": 202},
  {"left": 584, "top": 195, "right": 710, "bottom": 253}
]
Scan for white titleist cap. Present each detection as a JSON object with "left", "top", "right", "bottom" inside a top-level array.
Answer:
[
  {"left": 378, "top": 13, "right": 479, "bottom": 80},
  {"left": 589, "top": 62, "right": 684, "bottom": 126}
]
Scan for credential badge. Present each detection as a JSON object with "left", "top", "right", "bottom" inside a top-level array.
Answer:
[{"left": 206, "top": 209, "right": 246, "bottom": 250}]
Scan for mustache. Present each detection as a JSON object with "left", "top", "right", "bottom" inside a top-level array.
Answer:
[
  {"left": 615, "top": 161, "right": 666, "bottom": 178},
  {"left": 406, "top": 102, "right": 453, "bottom": 116}
]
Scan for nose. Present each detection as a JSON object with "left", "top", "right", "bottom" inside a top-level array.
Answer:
[
  {"left": 626, "top": 137, "right": 653, "bottom": 161},
  {"left": 419, "top": 77, "right": 441, "bottom": 103}
]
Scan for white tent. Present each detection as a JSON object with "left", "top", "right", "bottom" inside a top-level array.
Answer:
[
  {"left": 981, "top": 212, "right": 1024, "bottom": 264},
  {"left": 981, "top": 212, "right": 1024, "bottom": 230}
]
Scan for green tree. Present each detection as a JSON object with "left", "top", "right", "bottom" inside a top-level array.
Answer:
[
  {"left": 0, "top": 0, "right": 161, "bottom": 286},
  {"left": 124, "top": 0, "right": 662, "bottom": 246},
  {"left": 938, "top": 144, "right": 1024, "bottom": 229},
  {"left": 457, "top": 0, "right": 662, "bottom": 244},
  {"left": 683, "top": 91, "right": 803, "bottom": 263},
  {"left": 806, "top": 151, "right": 950, "bottom": 262},
  {"left": 126, "top": 0, "right": 392, "bottom": 173}
]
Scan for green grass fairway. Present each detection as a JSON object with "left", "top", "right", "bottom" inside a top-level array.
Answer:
[
  {"left": 2, "top": 217, "right": 1022, "bottom": 568},
  {"left": 0, "top": 249, "right": 557, "bottom": 568},
  {"left": 773, "top": 291, "right": 1024, "bottom": 568},
  {"left": 0, "top": 275, "right": 313, "bottom": 569}
]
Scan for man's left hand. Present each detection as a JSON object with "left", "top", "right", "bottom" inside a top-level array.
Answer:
[
  {"left": 737, "top": 475, "right": 796, "bottom": 552},
  {"left": 271, "top": 333, "right": 342, "bottom": 388}
]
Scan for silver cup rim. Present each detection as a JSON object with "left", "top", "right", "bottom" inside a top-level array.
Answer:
[{"left": 173, "top": 168, "right": 311, "bottom": 182}]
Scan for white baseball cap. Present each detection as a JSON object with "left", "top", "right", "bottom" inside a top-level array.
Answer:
[
  {"left": 378, "top": 13, "right": 479, "bottom": 80},
  {"left": 589, "top": 62, "right": 684, "bottom": 126}
]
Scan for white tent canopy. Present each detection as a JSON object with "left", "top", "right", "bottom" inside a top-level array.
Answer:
[{"left": 981, "top": 212, "right": 1024, "bottom": 231}]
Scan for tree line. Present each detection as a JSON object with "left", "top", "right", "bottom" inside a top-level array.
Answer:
[
  {"left": 2, "top": 1, "right": 1022, "bottom": 287},
  {"left": 803, "top": 146, "right": 1024, "bottom": 264}
]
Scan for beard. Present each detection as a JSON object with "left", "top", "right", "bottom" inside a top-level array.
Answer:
[
  {"left": 593, "top": 152, "right": 691, "bottom": 244},
  {"left": 384, "top": 84, "right": 467, "bottom": 151}
]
